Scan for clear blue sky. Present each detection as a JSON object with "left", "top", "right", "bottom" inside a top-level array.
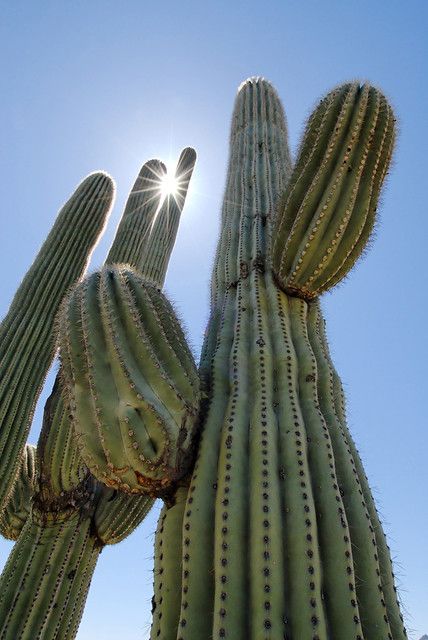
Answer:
[{"left": 0, "top": 1, "right": 427, "bottom": 638}]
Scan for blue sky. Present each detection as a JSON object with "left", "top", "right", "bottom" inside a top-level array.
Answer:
[{"left": 0, "top": 1, "right": 427, "bottom": 638}]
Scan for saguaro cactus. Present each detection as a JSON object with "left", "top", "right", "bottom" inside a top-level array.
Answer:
[
  {"left": 147, "top": 78, "right": 404, "bottom": 640},
  {"left": 0, "top": 77, "right": 406, "bottom": 640}
]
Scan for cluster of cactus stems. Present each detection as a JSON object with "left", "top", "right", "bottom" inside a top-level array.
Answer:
[{"left": 0, "top": 76, "right": 406, "bottom": 640}]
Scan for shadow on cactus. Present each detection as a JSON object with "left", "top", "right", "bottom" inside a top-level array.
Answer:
[{"left": 0, "top": 79, "right": 407, "bottom": 640}]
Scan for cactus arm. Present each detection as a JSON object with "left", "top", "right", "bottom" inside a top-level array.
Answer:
[
  {"left": 93, "top": 488, "right": 153, "bottom": 545},
  {"left": 271, "top": 83, "right": 396, "bottom": 300},
  {"left": 321, "top": 103, "right": 395, "bottom": 291},
  {"left": 0, "top": 512, "right": 101, "bottom": 640},
  {"left": 37, "top": 378, "right": 87, "bottom": 498},
  {"left": 150, "top": 486, "right": 187, "bottom": 639},
  {"left": 106, "top": 148, "right": 196, "bottom": 287},
  {"left": 143, "top": 147, "right": 196, "bottom": 286},
  {"left": 0, "top": 173, "right": 114, "bottom": 512},
  {"left": 58, "top": 265, "right": 200, "bottom": 495},
  {"left": 106, "top": 159, "right": 166, "bottom": 267},
  {"left": 0, "top": 444, "right": 36, "bottom": 540}
]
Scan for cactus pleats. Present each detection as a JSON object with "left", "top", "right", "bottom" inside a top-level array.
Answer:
[
  {"left": 0, "top": 512, "right": 100, "bottom": 640},
  {"left": 0, "top": 444, "right": 36, "bottom": 541},
  {"left": 58, "top": 264, "right": 200, "bottom": 495},
  {"left": 93, "top": 487, "right": 153, "bottom": 545},
  {"left": 0, "top": 172, "right": 114, "bottom": 512},
  {"left": 272, "top": 82, "right": 395, "bottom": 299}
]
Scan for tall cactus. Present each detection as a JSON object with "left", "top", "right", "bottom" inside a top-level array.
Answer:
[
  {"left": 147, "top": 78, "right": 404, "bottom": 640},
  {"left": 0, "top": 76, "right": 406, "bottom": 640}
]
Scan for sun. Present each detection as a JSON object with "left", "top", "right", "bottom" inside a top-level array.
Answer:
[{"left": 159, "top": 171, "right": 180, "bottom": 199}]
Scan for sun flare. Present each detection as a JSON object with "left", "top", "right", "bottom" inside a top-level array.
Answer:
[{"left": 159, "top": 172, "right": 180, "bottom": 199}]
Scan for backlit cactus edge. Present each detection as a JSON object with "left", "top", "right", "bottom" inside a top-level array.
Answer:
[{"left": 0, "top": 78, "right": 406, "bottom": 639}]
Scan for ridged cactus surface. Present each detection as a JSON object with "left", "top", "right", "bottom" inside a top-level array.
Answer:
[
  {"left": 0, "top": 173, "right": 114, "bottom": 513},
  {"left": 58, "top": 264, "right": 200, "bottom": 495},
  {"left": 0, "top": 76, "right": 406, "bottom": 640}
]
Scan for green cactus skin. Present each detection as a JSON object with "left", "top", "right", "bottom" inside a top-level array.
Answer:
[
  {"left": 0, "top": 444, "right": 36, "bottom": 540},
  {"left": 151, "top": 486, "right": 188, "bottom": 638},
  {"left": 0, "top": 511, "right": 101, "bottom": 640},
  {"left": 148, "top": 78, "right": 406, "bottom": 640},
  {"left": 58, "top": 264, "right": 200, "bottom": 495},
  {"left": 0, "top": 173, "right": 114, "bottom": 513},
  {"left": 0, "top": 151, "right": 196, "bottom": 640},
  {"left": 272, "top": 83, "right": 395, "bottom": 300}
]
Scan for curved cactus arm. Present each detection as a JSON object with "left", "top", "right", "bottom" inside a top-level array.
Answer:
[
  {"left": 58, "top": 265, "right": 200, "bottom": 496},
  {"left": 272, "top": 82, "right": 395, "bottom": 299},
  {"left": 93, "top": 487, "right": 154, "bottom": 545},
  {"left": 0, "top": 173, "right": 114, "bottom": 512},
  {"left": 107, "top": 147, "right": 196, "bottom": 287},
  {"left": 0, "top": 444, "right": 36, "bottom": 540}
]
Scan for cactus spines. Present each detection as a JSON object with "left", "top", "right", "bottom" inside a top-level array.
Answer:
[
  {"left": 0, "top": 512, "right": 101, "bottom": 640},
  {"left": 0, "top": 172, "right": 114, "bottom": 513},
  {"left": 58, "top": 264, "right": 200, "bottom": 495},
  {"left": 0, "top": 444, "right": 36, "bottom": 540},
  {"left": 272, "top": 82, "right": 395, "bottom": 299}
]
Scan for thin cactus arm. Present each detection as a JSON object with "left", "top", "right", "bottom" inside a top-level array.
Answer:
[
  {"left": 106, "top": 147, "right": 196, "bottom": 287},
  {"left": 0, "top": 444, "right": 36, "bottom": 541},
  {"left": 0, "top": 173, "right": 114, "bottom": 513}
]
